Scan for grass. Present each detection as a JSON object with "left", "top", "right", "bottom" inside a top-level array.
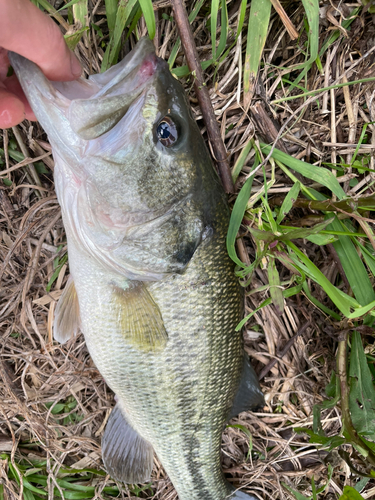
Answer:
[{"left": 1, "top": 1, "right": 375, "bottom": 499}]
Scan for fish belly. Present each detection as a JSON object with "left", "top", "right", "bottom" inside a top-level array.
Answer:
[{"left": 67, "top": 231, "right": 243, "bottom": 500}]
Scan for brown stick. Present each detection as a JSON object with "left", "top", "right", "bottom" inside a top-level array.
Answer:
[
  {"left": 171, "top": 0, "right": 234, "bottom": 193},
  {"left": 269, "top": 0, "right": 298, "bottom": 40},
  {"left": 250, "top": 101, "right": 289, "bottom": 154}
]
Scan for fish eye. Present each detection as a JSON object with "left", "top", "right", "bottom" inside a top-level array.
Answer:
[{"left": 156, "top": 117, "right": 178, "bottom": 147}]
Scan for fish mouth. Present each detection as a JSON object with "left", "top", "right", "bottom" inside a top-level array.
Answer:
[{"left": 9, "top": 38, "right": 163, "bottom": 144}]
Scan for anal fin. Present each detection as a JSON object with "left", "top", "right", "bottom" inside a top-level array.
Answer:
[
  {"left": 228, "top": 353, "right": 265, "bottom": 420},
  {"left": 102, "top": 403, "right": 154, "bottom": 483},
  {"left": 53, "top": 276, "right": 81, "bottom": 344}
]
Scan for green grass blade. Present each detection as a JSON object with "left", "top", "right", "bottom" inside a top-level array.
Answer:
[
  {"left": 267, "top": 255, "right": 284, "bottom": 315},
  {"left": 260, "top": 143, "right": 346, "bottom": 199},
  {"left": 262, "top": 196, "right": 278, "bottom": 234},
  {"left": 72, "top": 0, "right": 88, "bottom": 26},
  {"left": 350, "top": 123, "right": 368, "bottom": 168},
  {"left": 101, "top": 0, "right": 138, "bottom": 71},
  {"left": 276, "top": 181, "right": 300, "bottom": 224},
  {"left": 328, "top": 218, "right": 375, "bottom": 306},
  {"left": 216, "top": 0, "right": 228, "bottom": 60},
  {"left": 349, "top": 331, "right": 375, "bottom": 441},
  {"left": 299, "top": 0, "right": 319, "bottom": 66},
  {"left": 22, "top": 478, "right": 47, "bottom": 496},
  {"left": 56, "top": 0, "right": 82, "bottom": 12},
  {"left": 339, "top": 485, "right": 366, "bottom": 500},
  {"left": 287, "top": 240, "right": 356, "bottom": 317},
  {"left": 23, "top": 491, "right": 36, "bottom": 500},
  {"left": 64, "top": 27, "right": 89, "bottom": 50},
  {"left": 227, "top": 176, "right": 254, "bottom": 268},
  {"left": 126, "top": 5, "right": 143, "bottom": 38},
  {"left": 138, "top": 0, "right": 156, "bottom": 39},
  {"left": 284, "top": 0, "right": 319, "bottom": 90},
  {"left": 236, "top": 0, "right": 248, "bottom": 38},
  {"left": 211, "top": 0, "right": 220, "bottom": 60},
  {"left": 347, "top": 301, "right": 375, "bottom": 319},
  {"left": 172, "top": 59, "right": 214, "bottom": 77},
  {"left": 104, "top": 0, "right": 118, "bottom": 35},
  {"left": 232, "top": 137, "right": 254, "bottom": 183},
  {"left": 302, "top": 282, "right": 341, "bottom": 320},
  {"left": 243, "top": 0, "right": 271, "bottom": 107},
  {"left": 301, "top": 0, "right": 319, "bottom": 60},
  {"left": 306, "top": 232, "right": 337, "bottom": 246},
  {"left": 32, "top": 0, "right": 67, "bottom": 26},
  {"left": 357, "top": 241, "right": 375, "bottom": 276}
]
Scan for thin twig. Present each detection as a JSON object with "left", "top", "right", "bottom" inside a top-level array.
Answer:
[
  {"left": 171, "top": 0, "right": 234, "bottom": 193},
  {"left": 269, "top": 0, "right": 298, "bottom": 40}
]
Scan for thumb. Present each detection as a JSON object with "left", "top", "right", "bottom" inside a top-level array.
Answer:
[{"left": 0, "top": 0, "right": 81, "bottom": 81}]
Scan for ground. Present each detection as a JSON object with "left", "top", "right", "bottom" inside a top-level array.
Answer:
[{"left": 1, "top": 1, "right": 375, "bottom": 499}]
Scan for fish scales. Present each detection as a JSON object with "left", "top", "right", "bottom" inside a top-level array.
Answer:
[
  {"left": 68, "top": 225, "right": 242, "bottom": 499},
  {"left": 9, "top": 38, "right": 264, "bottom": 500}
]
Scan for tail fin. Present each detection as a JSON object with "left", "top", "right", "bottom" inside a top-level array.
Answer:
[{"left": 228, "top": 484, "right": 261, "bottom": 500}]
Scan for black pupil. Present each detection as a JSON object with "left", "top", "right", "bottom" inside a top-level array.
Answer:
[{"left": 158, "top": 122, "right": 170, "bottom": 139}]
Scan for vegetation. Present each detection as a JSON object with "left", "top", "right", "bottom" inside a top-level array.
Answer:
[{"left": 1, "top": 0, "right": 375, "bottom": 499}]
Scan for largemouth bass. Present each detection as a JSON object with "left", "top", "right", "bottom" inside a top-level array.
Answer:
[{"left": 10, "top": 38, "right": 264, "bottom": 500}]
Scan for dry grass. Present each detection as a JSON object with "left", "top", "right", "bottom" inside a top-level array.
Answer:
[{"left": 1, "top": 1, "right": 375, "bottom": 499}]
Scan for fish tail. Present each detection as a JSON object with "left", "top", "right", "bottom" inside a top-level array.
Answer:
[{"left": 228, "top": 485, "right": 261, "bottom": 500}]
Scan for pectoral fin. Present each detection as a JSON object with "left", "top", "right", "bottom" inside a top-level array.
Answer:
[
  {"left": 228, "top": 354, "right": 265, "bottom": 420},
  {"left": 53, "top": 276, "right": 81, "bottom": 344},
  {"left": 113, "top": 282, "right": 167, "bottom": 352},
  {"left": 102, "top": 403, "right": 154, "bottom": 483}
]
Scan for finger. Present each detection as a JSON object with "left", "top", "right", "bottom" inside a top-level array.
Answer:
[
  {"left": 0, "top": 0, "right": 81, "bottom": 81},
  {"left": 0, "top": 86, "right": 25, "bottom": 128},
  {"left": 3, "top": 74, "right": 36, "bottom": 120}
]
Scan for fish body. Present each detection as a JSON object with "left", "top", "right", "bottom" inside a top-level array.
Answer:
[{"left": 10, "top": 39, "right": 264, "bottom": 500}]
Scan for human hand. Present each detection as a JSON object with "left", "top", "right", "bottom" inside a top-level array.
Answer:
[{"left": 0, "top": 0, "right": 81, "bottom": 128}]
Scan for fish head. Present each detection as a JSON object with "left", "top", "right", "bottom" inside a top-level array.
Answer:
[
  {"left": 9, "top": 37, "right": 208, "bottom": 201},
  {"left": 9, "top": 39, "right": 224, "bottom": 278}
]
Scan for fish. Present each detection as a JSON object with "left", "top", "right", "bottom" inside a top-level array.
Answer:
[{"left": 9, "top": 38, "right": 264, "bottom": 500}]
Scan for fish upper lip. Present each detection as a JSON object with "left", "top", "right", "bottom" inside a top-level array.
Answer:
[
  {"left": 56, "top": 52, "right": 159, "bottom": 104},
  {"left": 137, "top": 53, "right": 158, "bottom": 84}
]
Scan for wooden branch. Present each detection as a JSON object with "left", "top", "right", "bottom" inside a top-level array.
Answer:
[{"left": 171, "top": 0, "right": 234, "bottom": 193}]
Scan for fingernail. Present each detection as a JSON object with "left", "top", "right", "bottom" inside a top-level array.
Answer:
[{"left": 70, "top": 51, "right": 82, "bottom": 78}]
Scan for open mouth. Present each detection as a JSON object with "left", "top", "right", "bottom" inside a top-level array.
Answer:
[{"left": 9, "top": 38, "right": 160, "bottom": 141}]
